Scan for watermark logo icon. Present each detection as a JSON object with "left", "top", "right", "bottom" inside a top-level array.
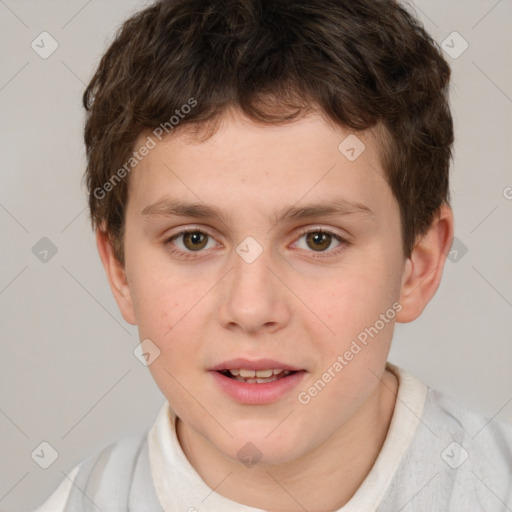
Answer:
[
  {"left": 237, "top": 442, "right": 262, "bottom": 467},
  {"left": 447, "top": 236, "right": 468, "bottom": 263},
  {"left": 133, "top": 338, "right": 161, "bottom": 366},
  {"left": 441, "top": 31, "right": 469, "bottom": 59},
  {"left": 236, "top": 236, "right": 263, "bottom": 264},
  {"left": 31, "top": 441, "right": 59, "bottom": 469},
  {"left": 31, "top": 32, "right": 59, "bottom": 59},
  {"left": 32, "top": 237, "right": 58, "bottom": 263},
  {"left": 441, "top": 441, "right": 469, "bottom": 469},
  {"left": 338, "top": 134, "right": 366, "bottom": 161}
]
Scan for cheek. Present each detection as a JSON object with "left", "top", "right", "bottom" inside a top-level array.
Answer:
[
  {"left": 317, "top": 261, "right": 401, "bottom": 357},
  {"left": 323, "top": 266, "right": 398, "bottom": 322},
  {"left": 129, "top": 266, "right": 195, "bottom": 344},
  {"left": 132, "top": 274, "right": 207, "bottom": 406}
]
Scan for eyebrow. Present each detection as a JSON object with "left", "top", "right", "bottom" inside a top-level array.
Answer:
[
  {"left": 141, "top": 198, "right": 375, "bottom": 224},
  {"left": 141, "top": 196, "right": 375, "bottom": 225}
]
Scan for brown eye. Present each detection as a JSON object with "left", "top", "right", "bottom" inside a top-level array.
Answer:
[
  {"left": 294, "top": 229, "right": 345, "bottom": 255},
  {"left": 305, "top": 231, "right": 333, "bottom": 251},
  {"left": 182, "top": 231, "right": 209, "bottom": 251}
]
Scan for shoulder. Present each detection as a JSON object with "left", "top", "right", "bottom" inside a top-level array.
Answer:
[
  {"left": 32, "top": 464, "right": 81, "bottom": 512},
  {"left": 425, "top": 388, "right": 512, "bottom": 478},
  {"left": 424, "top": 387, "right": 512, "bottom": 459},
  {"left": 401, "top": 386, "right": 512, "bottom": 508},
  {"left": 391, "top": 364, "right": 512, "bottom": 463},
  {"left": 380, "top": 367, "right": 512, "bottom": 510},
  {"left": 32, "top": 431, "right": 157, "bottom": 512}
]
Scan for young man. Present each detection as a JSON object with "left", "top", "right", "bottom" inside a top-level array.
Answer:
[{"left": 34, "top": 0, "right": 512, "bottom": 510}]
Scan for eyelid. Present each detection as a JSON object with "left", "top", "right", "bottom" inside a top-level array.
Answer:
[
  {"left": 295, "top": 225, "right": 348, "bottom": 240},
  {"left": 166, "top": 225, "right": 219, "bottom": 242}
]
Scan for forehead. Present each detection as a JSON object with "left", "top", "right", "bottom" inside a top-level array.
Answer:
[{"left": 127, "top": 110, "right": 394, "bottom": 222}]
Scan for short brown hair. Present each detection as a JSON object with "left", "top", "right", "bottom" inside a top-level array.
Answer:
[{"left": 83, "top": 0, "right": 453, "bottom": 265}]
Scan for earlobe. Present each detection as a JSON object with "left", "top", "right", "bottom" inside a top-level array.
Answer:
[
  {"left": 95, "top": 228, "right": 137, "bottom": 325},
  {"left": 396, "top": 204, "right": 454, "bottom": 323}
]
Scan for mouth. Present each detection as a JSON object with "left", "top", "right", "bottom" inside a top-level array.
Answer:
[
  {"left": 217, "top": 368, "right": 297, "bottom": 384},
  {"left": 209, "top": 359, "right": 306, "bottom": 404}
]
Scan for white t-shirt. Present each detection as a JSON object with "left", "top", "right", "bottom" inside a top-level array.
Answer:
[{"left": 33, "top": 363, "right": 512, "bottom": 511}]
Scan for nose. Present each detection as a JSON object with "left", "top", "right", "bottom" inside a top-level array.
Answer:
[{"left": 217, "top": 245, "right": 291, "bottom": 335}]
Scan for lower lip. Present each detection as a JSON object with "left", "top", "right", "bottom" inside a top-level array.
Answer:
[{"left": 210, "top": 370, "right": 306, "bottom": 405}]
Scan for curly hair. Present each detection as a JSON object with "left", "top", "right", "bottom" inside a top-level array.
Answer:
[{"left": 82, "top": 0, "right": 453, "bottom": 265}]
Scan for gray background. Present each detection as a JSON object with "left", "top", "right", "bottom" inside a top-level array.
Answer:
[{"left": 0, "top": 0, "right": 511, "bottom": 510}]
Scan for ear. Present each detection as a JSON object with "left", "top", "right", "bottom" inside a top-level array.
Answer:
[
  {"left": 95, "top": 227, "right": 137, "bottom": 325},
  {"left": 396, "top": 203, "right": 454, "bottom": 323}
]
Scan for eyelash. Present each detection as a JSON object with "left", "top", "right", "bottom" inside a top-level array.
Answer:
[{"left": 164, "top": 227, "right": 349, "bottom": 260}]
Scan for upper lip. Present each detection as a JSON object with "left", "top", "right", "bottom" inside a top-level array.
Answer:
[{"left": 210, "top": 358, "right": 304, "bottom": 372}]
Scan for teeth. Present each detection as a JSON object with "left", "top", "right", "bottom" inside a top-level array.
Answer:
[
  {"left": 238, "top": 369, "right": 256, "bottom": 378},
  {"left": 226, "top": 369, "right": 293, "bottom": 382},
  {"left": 229, "top": 368, "right": 285, "bottom": 378},
  {"left": 255, "top": 369, "right": 273, "bottom": 378}
]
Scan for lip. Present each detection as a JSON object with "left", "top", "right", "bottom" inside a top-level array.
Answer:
[
  {"left": 209, "top": 358, "right": 304, "bottom": 372},
  {"left": 209, "top": 358, "right": 306, "bottom": 405}
]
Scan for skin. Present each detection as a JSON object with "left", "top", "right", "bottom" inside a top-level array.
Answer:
[{"left": 97, "top": 107, "right": 453, "bottom": 511}]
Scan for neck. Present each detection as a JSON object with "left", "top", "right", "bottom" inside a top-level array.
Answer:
[{"left": 176, "top": 368, "right": 398, "bottom": 512}]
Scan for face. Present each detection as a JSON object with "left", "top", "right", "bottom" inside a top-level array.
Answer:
[{"left": 118, "top": 109, "right": 409, "bottom": 465}]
